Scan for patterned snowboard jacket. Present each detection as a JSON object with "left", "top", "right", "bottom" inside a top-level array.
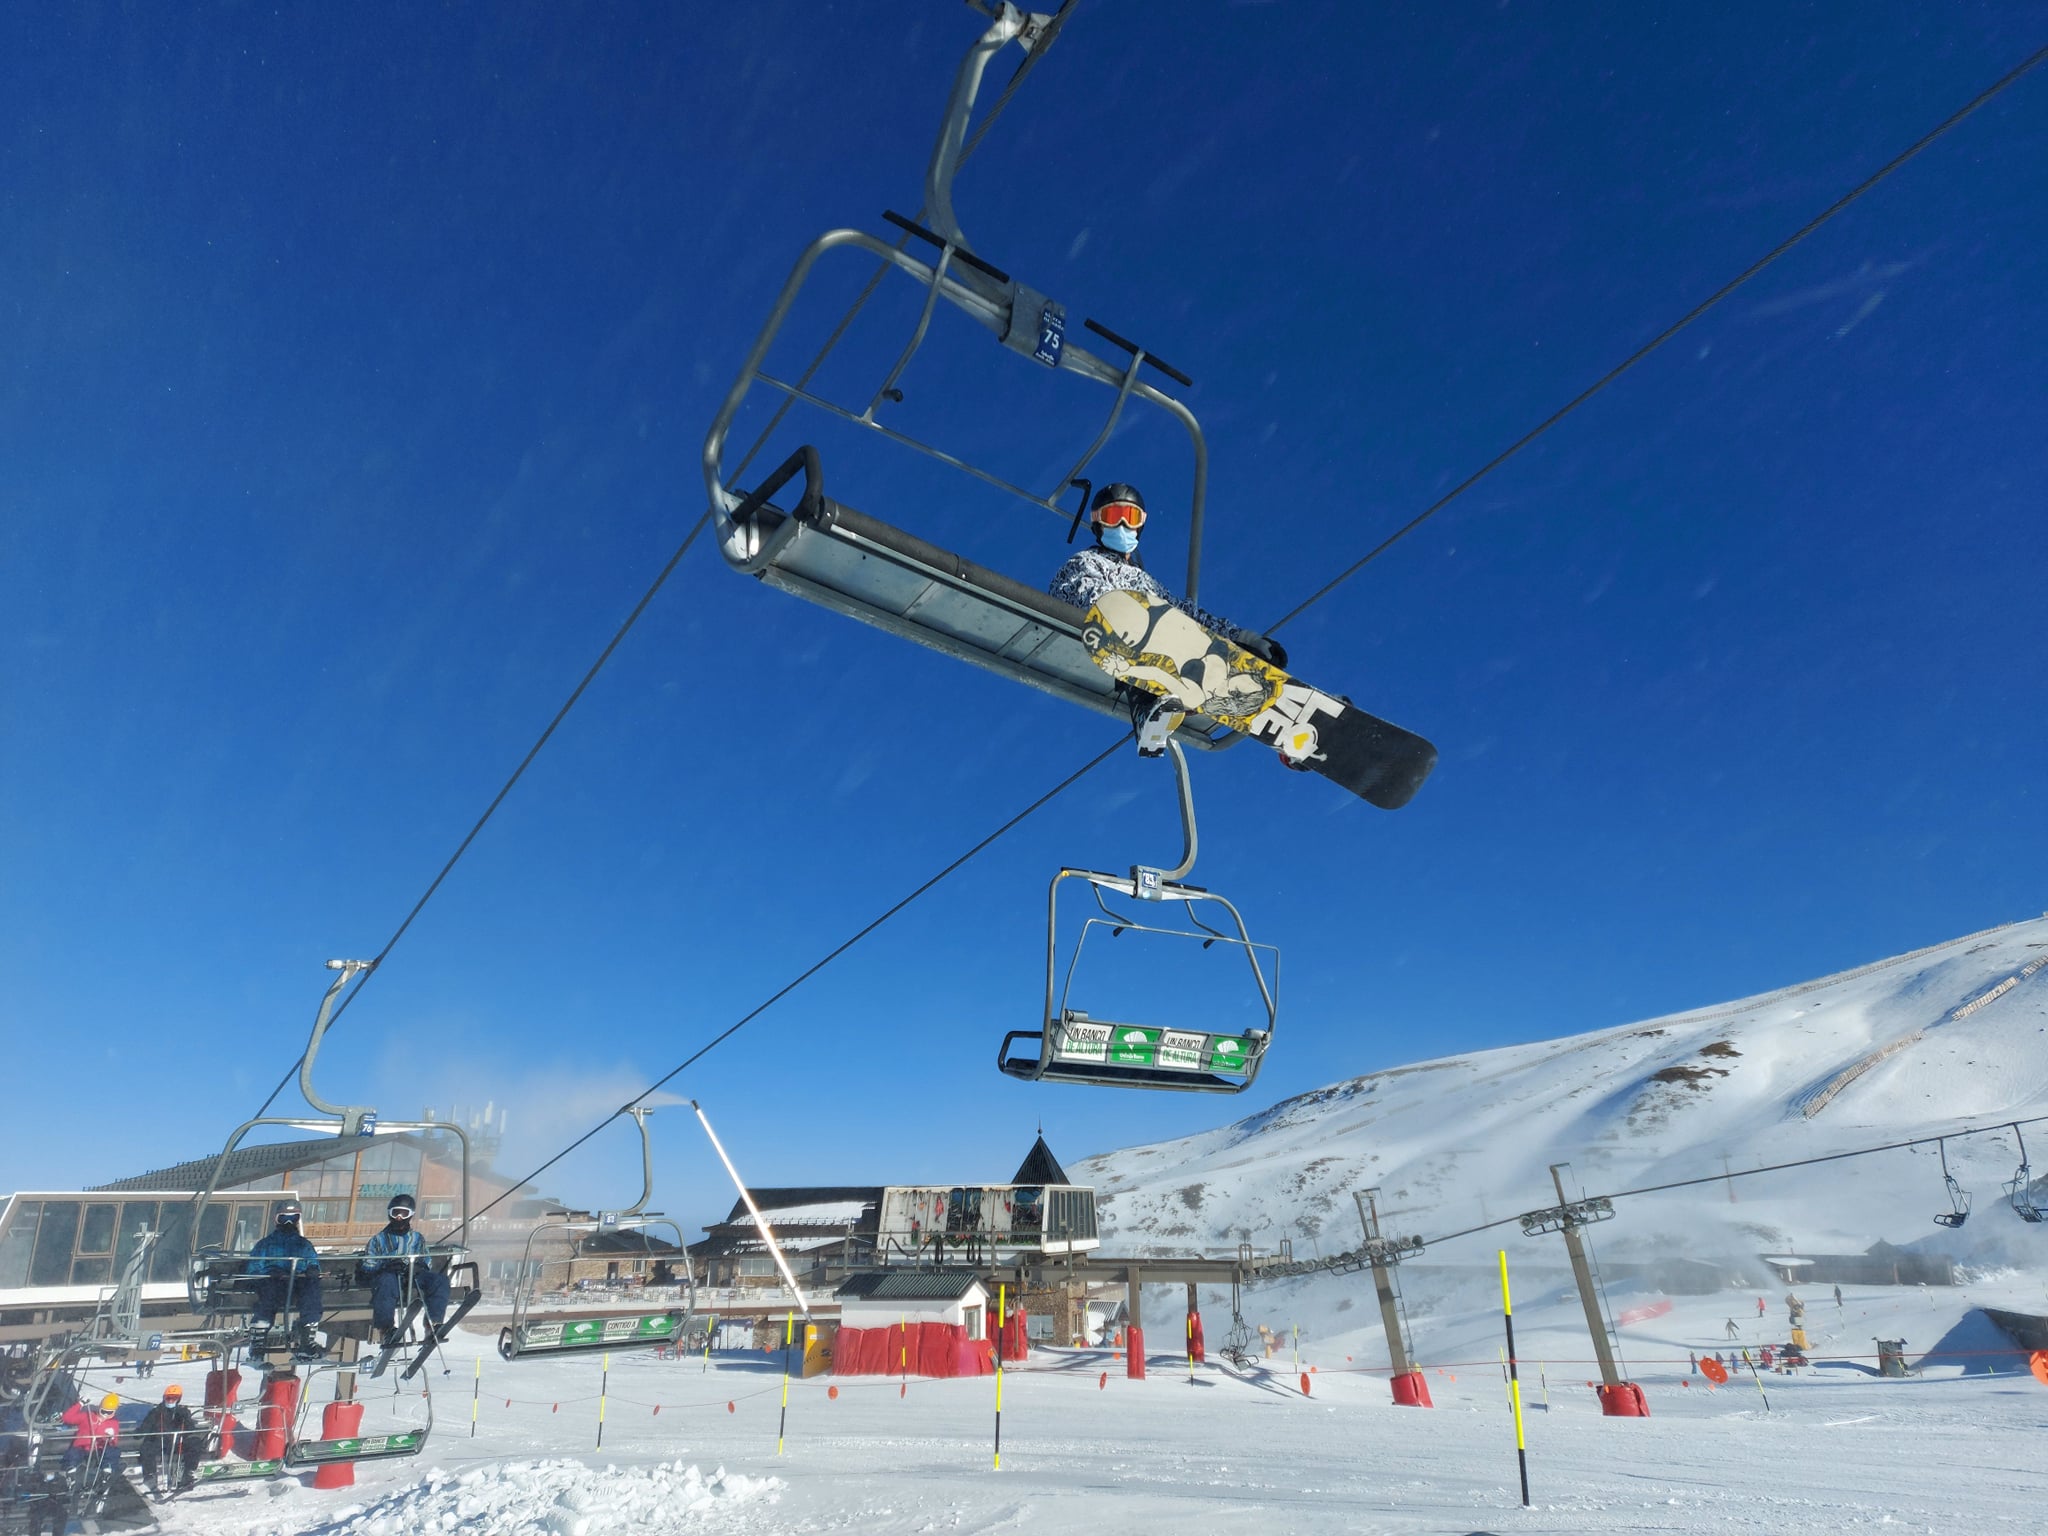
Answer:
[
  {"left": 360, "top": 1224, "right": 429, "bottom": 1275},
  {"left": 1048, "top": 545, "right": 1256, "bottom": 647}
]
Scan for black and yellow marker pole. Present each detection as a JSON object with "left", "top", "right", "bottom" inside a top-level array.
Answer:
[
  {"left": 777, "top": 1310, "right": 794, "bottom": 1456},
  {"left": 596, "top": 1351, "right": 610, "bottom": 1450},
  {"left": 471, "top": 1354, "right": 480, "bottom": 1438},
  {"left": 993, "top": 1284, "right": 1006, "bottom": 1470},
  {"left": 1742, "top": 1348, "right": 1772, "bottom": 1412},
  {"left": 1497, "top": 1250, "right": 1531, "bottom": 1508}
]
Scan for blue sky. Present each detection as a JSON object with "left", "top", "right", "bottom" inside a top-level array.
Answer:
[{"left": 4, "top": 3, "right": 2044, "bottom": 1243}]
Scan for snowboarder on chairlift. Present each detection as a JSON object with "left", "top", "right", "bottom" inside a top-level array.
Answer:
[
  {"left": 1049, "top": 483, "right": 1288, "bottom": 679},
  {"left": 245, "top": 1202, "right": 324, "bottom": 1353},
  {"left": 361, "top": 1194, "right": 450, "bottom": 1350}
]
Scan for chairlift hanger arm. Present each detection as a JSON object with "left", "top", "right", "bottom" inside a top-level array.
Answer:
[
  {"left": 301, "top": 958, "right": 376, "bottom": 1133},
  {"left": 703, "top": 228, "right": 1207, "bottom": 548}
]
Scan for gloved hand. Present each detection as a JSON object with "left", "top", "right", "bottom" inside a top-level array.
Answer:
[{"left": 1240, "top": 631, "right": 1288, "bottom": 670}]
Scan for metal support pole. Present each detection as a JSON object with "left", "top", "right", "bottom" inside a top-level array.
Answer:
[
  {"left": 1356, "top": 1191, "right": 1414, "bottom": 1377},
  {"left": 1551, "top": 1165, "right": 1621, "bottom": 1389}
]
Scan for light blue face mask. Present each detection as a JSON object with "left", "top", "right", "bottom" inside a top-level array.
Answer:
[{"left": 1099, "top": 523, "right": 1139, "bottom": 554}]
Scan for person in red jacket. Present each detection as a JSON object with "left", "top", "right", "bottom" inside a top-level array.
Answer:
[{"left": 58, "top": 1393, "right": 121, "bottom": 1472}]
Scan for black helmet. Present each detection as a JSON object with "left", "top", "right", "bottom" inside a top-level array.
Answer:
[
  {"left": 386, "top": 1194, "right": 415, "bottom": 1218},
  {"left": 275, "top": 1203, "right": 302, "bottom": 1225},
  {"left": 1090, "top": 483, "right": 1146, "bottom": 518}
]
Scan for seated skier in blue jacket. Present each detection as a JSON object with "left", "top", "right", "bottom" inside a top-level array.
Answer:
[
  {"left": 1049, "top": 483, "right": 1286, "bottom": 668},
  {"left": 244, "top": 1203, "right": 323, "bottom": 1352},
  {"left": 360, "top": 1194, "right": 449, "bottom": 1349}
]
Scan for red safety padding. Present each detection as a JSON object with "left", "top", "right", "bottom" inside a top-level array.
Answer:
[
  {"left": 203, "top": 1368, "right": 241, "bottom": 1408},
  {"left": 312, "top": 1400, "right": 364, "bottom": 1489},
  {"left": 1187, "top": 1311, "right": 1206, "bottom": 1366},
  {"left": 1598, "top": 1381, "right": 1651, "bottom": 1417},
  {"left": 1126, "top": 1325, "right": 1146, "bottom": 1380},
  {"left": 919, "top": 1322, "right": 959, "bottom": 1379},
  {"left": 885, "top": 1322, "right": 913, "bottom": 1377},
  {"left": 832, "top": 1327, "right": 864, "bottom": 1375},
  {"left": 1390, "top": 1368, "right": 1434, "bottom": 1407},
  {"left": 254, "top": 1374, "right": 299, "bottom": 1462}
]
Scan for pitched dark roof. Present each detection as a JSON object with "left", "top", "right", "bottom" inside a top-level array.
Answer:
[
  {"left": 1011, "top": 1136, "right": 1072, "bottom": 1188},
  {"left": 579, "top": 1229, "right": 684, "bottom": 1256},
  {"left": 836, "top": 1269, "right": 984, "bottom": 1302},
  {"left": 90, "top": 1136, "right": 376, "bottom": 1194},
  {"left": 715, "top": 1187, "right": 881, "bottom": 1225}
]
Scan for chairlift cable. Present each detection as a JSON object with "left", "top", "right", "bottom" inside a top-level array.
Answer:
[
  {"left": 443, "top": 729, "right": 1130, "bottom": 1242},
  {"left": 1265, "top": 39, "right": 2048, "bottom": 636},
  {"left": 1418, "top": 1109, "right": 2048, "bottom": 1250},
  {"left": 234, "top": 12, "right": 1086, "bottom": 1132},
  {"left": 243, "top": 514, "right": 715, "bottom": 1125}
]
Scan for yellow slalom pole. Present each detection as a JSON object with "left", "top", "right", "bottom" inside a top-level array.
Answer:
[
  {"left": 993, "top": 1284, "right": 1006, "bottom": 1469},
  {"left": 1498, "top": 1251, "right": 1530, "bottom": 1508},
  {"left": 777, "top": 1310, "right": 793, "bottom": 1455},
  {"left": 596, "top": 1352, "right": 609, "bottom": 1450},
  {"left": 471, "top": 1354, "right": 480, "bottom": 1439}
]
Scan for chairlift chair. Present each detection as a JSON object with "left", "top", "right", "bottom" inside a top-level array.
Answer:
[
  {"left": 2005, "top": 1124, "right": 2047, "bottom": 1223},
  {"left": 498, "top": 1108, "right": 698, "bottom": 1361},
  {"left": 183, "top": 961, "right": 480, "bottom": 1471},
  {"left": 998, "top": 740, "right": 1278, "bottom": 1092},
  {"left": 1933, "top": 1139, "right": 1971, "bottom": 1229},
  {"left": 702, "top": 7, "right": 1244, "bottom": 754}
]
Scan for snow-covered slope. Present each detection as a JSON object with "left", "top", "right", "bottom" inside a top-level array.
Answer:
[{"left": 1077, "top": 914, "right": 2048, "bottom": 1288}]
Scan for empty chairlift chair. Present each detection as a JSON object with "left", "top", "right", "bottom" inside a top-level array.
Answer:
[{"left": 498, "top": 1108, "right": 697, "bottom": 1361}]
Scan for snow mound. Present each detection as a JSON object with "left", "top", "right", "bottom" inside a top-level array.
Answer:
[{"left": 311, "top": 1459, "right": 783, "bottom": 1536}]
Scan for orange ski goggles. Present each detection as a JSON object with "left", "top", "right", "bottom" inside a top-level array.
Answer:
[{"left": 1094, "top": 500, "right": 1146, "bottom": 530}]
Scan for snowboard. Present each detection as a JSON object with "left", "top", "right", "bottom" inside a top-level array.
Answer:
[{"left": 1081, "top": 590, "right": 1437, "bottom": 810}]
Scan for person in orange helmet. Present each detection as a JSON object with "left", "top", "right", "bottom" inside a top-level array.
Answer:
[{"left": 136, "top": 1383, "right": 203, "bottom": 1495}]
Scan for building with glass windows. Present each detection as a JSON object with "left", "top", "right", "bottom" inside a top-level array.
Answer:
[{"left": 0, "top": 1130, "right": 534, "bottom": 1345}]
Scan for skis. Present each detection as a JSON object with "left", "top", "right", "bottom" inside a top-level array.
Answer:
[
  {"left": 399, "top": 1284, "right": 481, "bottom": 1381},
  {"left": 361, "top": 1299, "right": 423, "bottom": 1381}
]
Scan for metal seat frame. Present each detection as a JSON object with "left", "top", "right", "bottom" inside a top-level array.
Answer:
[
  {"left": 701, "top": 5, "right": 1238, "bottom": 751},
  {"left": 497, "top": 1108, "right": 697, "bottom": 1361},
  {"left": 180, "top": 961, "right": 478, "bottom": 1473},
  {"left": 998, "top": 743, "right": 1278, "bottom": 1092}
]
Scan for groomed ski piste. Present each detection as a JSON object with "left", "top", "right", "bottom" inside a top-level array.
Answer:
[
  {"left": 120, "top": 915, "right": 2048, "bottom": 1534},
  {"left": 122, "top": 1277, "right": 2047, "bottom": 1536}
]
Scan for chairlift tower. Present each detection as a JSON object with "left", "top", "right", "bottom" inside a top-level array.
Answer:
[
  {"left": 1352, "top": 1190, "right": 1432, "bottom": 1407},
  {"left": 1519, "top": 1163, "right": 1646, "bottom": 1417}
]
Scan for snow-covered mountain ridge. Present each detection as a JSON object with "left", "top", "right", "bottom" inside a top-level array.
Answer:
[{"left": 1075, "top": 913, "right": 2048, "bottom": 1272}]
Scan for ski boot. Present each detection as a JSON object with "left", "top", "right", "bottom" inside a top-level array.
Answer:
[{"left": 291, "top": 1321, "right": 327, "bottom": 1361}]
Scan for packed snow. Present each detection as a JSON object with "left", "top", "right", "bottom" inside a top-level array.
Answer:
[{"left": 118, "top": 915, "right": 2048, "bottom": 1534}]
